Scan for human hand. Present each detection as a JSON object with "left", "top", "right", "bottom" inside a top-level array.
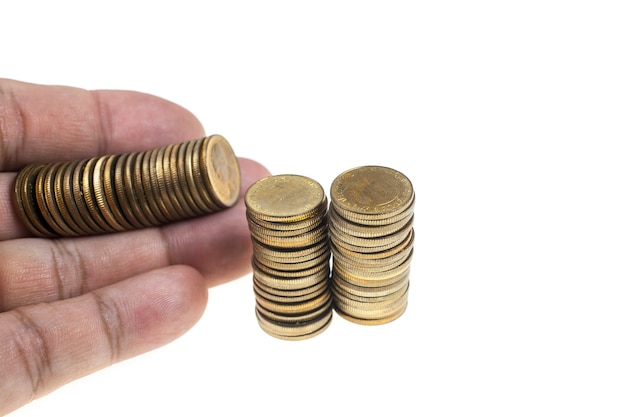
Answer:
[{"left": 0, "top": 78, "right": 270, "bottom": 415}]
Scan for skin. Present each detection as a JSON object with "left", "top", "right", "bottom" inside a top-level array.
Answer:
[{"left": 0, "top": 78, "right": 271, "bottom": 415}]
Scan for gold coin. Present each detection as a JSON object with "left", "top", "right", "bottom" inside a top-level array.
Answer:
[
  {"left": 333, "top": 280, "right": 409, "bottom": 305},
  {"left": 71, "top": 159, "right": 107, "bottom": 235},
  {"left": 161, "top": 143, "right": 197, "bottom": 219},
  {"left": 81, "top": 157, "right": 117, "bottom": 233},
  {"left": 251, "top": 238, "right": 329, "bottom": 262},
  {"left": 57, "top": 161, "right": 93, "bottom": 235},
  {"left": 183, "top": 138, "right": 218, "bottom": 213},
  {"left": 328, "top": 203, "right": 414, "bottom": 239},
  {"left": 36, "top": 163, "right": 70, "bottom": 236},
  {"left": 249, "top": 223, "right": 329, "bottom": 249},
  {"left": 14, "top": 163, "right": 56, "bottom": 237},
  {"left": 253, "top": 256, "right": 329, "bottom": 279},
  {"left": 330, "top": 193, "right": 415, "bottom": 227},
  {"left": 254, "top": 249, "right": 331, "bottom": 271},
  {"left": 255, "top": 307, "right": 332, "bottom": 339},
  {"left": 173, "top": 141, "right": 205, "bottom": 215},
  {"left": 110, "top": 153, "right": 144, "bottom": 229},
  {"left": 332, "top": 274, "right": 409, "bottom": 298},
  {"left": 255, "top": 296, "right": 332, "bottom": 323},
  {"left": 246, "top": 213, "right": 325, "bottom": 237},
  {"left": 148, "top": 146, "right": 180, "bottom": 222},
  {"left": 140, "top": 149, "right": 169, "bottom": 224},
  {"left": 333, "top": 286, "right": 408, "bottom": 318},
  {"left": 332, "top": 247, "right": 413, "bottom": 274},
  {"left": 93, "top": 155, "right": 127, "bottom": 231},
  {"left": 128, "top": 151, "right": 161, "bottom": 226},
  {"left": 199, "top": 134, "right": 241, "bottom": 208},
  {"left": 102, "top": 155, "right": 136, "bottom": 230},
  {"left": 247, "top": 211, "right": 324, "bottom": 232},
  {"left": 255, "top": 288, "right": 331, "bottom": 315},
  {"left": 253, "top": 267, "right": 330, "bottom": 291},
  {"left": 330, "top": 227, "right": 414, "bottom": 261},
  {"left": 45, "top": 162, "right": 82, "bottom": 236},
  {"left": 253, "top": 275, "right": 329, "bottom": 299},
  {"left": 334, "top": 301, "right": 407, "bottom": 326},
  {"left": 119, "top": 152, "right": 154, "bottom": 227},
  {"left": 332, "top": 264, "right": 410, "bottom": 288},
  {"left": 330, "top": 165, "right": 414, "bottom": 220},
  {"left": 254, "top": 278, "right": 330, "bottom": 304},
  {"left": 245, "top": 175, "right": 327, "bottom": 223},
  {"left": 190, "top": 137, "right": 221, "bottom": 211}
]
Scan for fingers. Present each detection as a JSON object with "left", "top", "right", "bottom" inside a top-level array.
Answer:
[
  {"left": 0, "top": 78, "right": 205, "bottom": 171},
  {"left": 0, "top": 158, "right": 270, "bottom": 311},
  {"left": 0, "top": 264, "right": 208, "bottom": 416}
]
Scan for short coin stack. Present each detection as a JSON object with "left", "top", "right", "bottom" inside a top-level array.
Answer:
[
  {"left": 328, "top": 165, "right": 414, "bottom": 325},
  {"left": 245, "top": 174, "right": 333, "bottom": 340},
  {"left": 13, "top": 135, "right": 240, "bottom": 237}
]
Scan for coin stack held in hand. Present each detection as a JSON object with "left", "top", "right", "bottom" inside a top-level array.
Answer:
[
  {"left": 13, "top": 135, "right": 241, "bottom": 238},
  {"left": 328, "top": 165, "right": 414, "bottom": 325},
  {"left": 245, "top": 174, "right": 333, "bottom": 341}
]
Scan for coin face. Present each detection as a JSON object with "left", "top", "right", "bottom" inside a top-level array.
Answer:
[
  {"left": 245, "top": 174, "right": 326, "bottom": 221},
  {"left": 330, "top": 165, "right": 413, "bottom": 218},
  {"left": 200, "top": 134, "right": 241, "bottom": 208}
]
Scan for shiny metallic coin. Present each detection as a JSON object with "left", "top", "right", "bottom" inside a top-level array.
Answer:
[
  {"left": 330, "top": 165, "right": 414, "bottom": 221},
  {"left": 199, "top": 134, "right": 241, "bottom": 208},
  {"left": 71, "top": 159, "right": 107, "bottom": 235},
  {"left": 14, "top": 163, "right": 56, "bottom": 237},
  {"left": 332, "top": 274, "right": 409, "bottom": 298},
  {"left": 255, "top": 296, "right": 332, "bottom": 323},
  {"left": 245, "top": 175, "right": 327, "bottom": 223},
  {"left": 139, "top": 149, "right": 169, "bottom": 224},
  {"left": 334, "top": 301, "right": 407, "bottom": 326},
  {"left": 251, "top": 238, "right": 329, "bottom": 262},
  {"left": 255, "top": 307, "right": 332, "bottom": 340},
  {"left": 252, "top": 266, "right": 330, "bottom": 291},
  {"left": 92, "top": 155, "right": 127, "bottom": 231},
  {"left": 36, "top": 163, "right": 73, "bottom": 237},
  {"left": 43, "top": 162, "right": 82, "bottom": 237},
  {"left": 57, "top": 161, "right": 93, "bottom": 235},
  {"left": 254, "top": 249, "right": 331, "bottom": 271},
  {"left": 328, "top": 203, "right": 414, "bottom": 239},
  {"left": 183, "top": 138, "right": 218, "bottom": 213},
  {"left": 160, "top": 143, "right": 196, "bottom": 219},
  {"left": 149, "top": 146, "right": 180, "bottom": 222},
  {"left": 102, "top": 155, "right": 135, "bottom": 230},
  {"left": 253, "top": 275, "right": 329, "bottom": 299}
]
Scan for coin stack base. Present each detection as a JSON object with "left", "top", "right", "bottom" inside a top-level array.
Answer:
[
  {"left": 245, "top": 174, "right": 333, "bottom": 340},
  {"left": 329, "top": 165, "right": 415, "bottom": 325}
]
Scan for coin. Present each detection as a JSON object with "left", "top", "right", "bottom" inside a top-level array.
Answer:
[
  {"left": 199, "top": 134, "right": 241, "bottom": 209},
  {"left": 330, "top": 165, "right": 414, "bottom": 220},
  {"left": 245, "top": 175, "right": 327, "bottom": 222}
]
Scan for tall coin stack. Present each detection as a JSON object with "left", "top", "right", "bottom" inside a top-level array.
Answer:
[
  {"left": 13, "top": 135, "right": 240, "bottom": 238},
  {"left": 328, "top": 165, "right": 415, "bottom": 325},
  {"left": 245, "top": 174, "right": 333, "bottom": 340}
]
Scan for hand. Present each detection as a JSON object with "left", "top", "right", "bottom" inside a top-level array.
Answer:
[{"left": 0, "top": 78, "right": 270, "bottom": 415}]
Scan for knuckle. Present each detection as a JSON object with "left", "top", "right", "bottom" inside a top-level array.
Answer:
[{"left": 8, "top": 308, "right": 52, "bottom": 399}]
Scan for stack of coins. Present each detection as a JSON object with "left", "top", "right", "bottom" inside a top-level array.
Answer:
[
  {"left": 13, "top": 135, "right": 240, "bottom": 238},
  {"left": 328, "top": 165, "right": 414, "bottom": 325},
  {"left": 245, "top": 174, "right": 333, "bottom": 340}
]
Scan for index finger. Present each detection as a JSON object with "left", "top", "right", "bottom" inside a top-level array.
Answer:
[{"left": 0, "top": 78, "right": 205, "bottom": 171}]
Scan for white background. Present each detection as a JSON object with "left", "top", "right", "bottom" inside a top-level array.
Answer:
[{"left": 2, "top": 1, "right": 625, "bottom": 416}]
